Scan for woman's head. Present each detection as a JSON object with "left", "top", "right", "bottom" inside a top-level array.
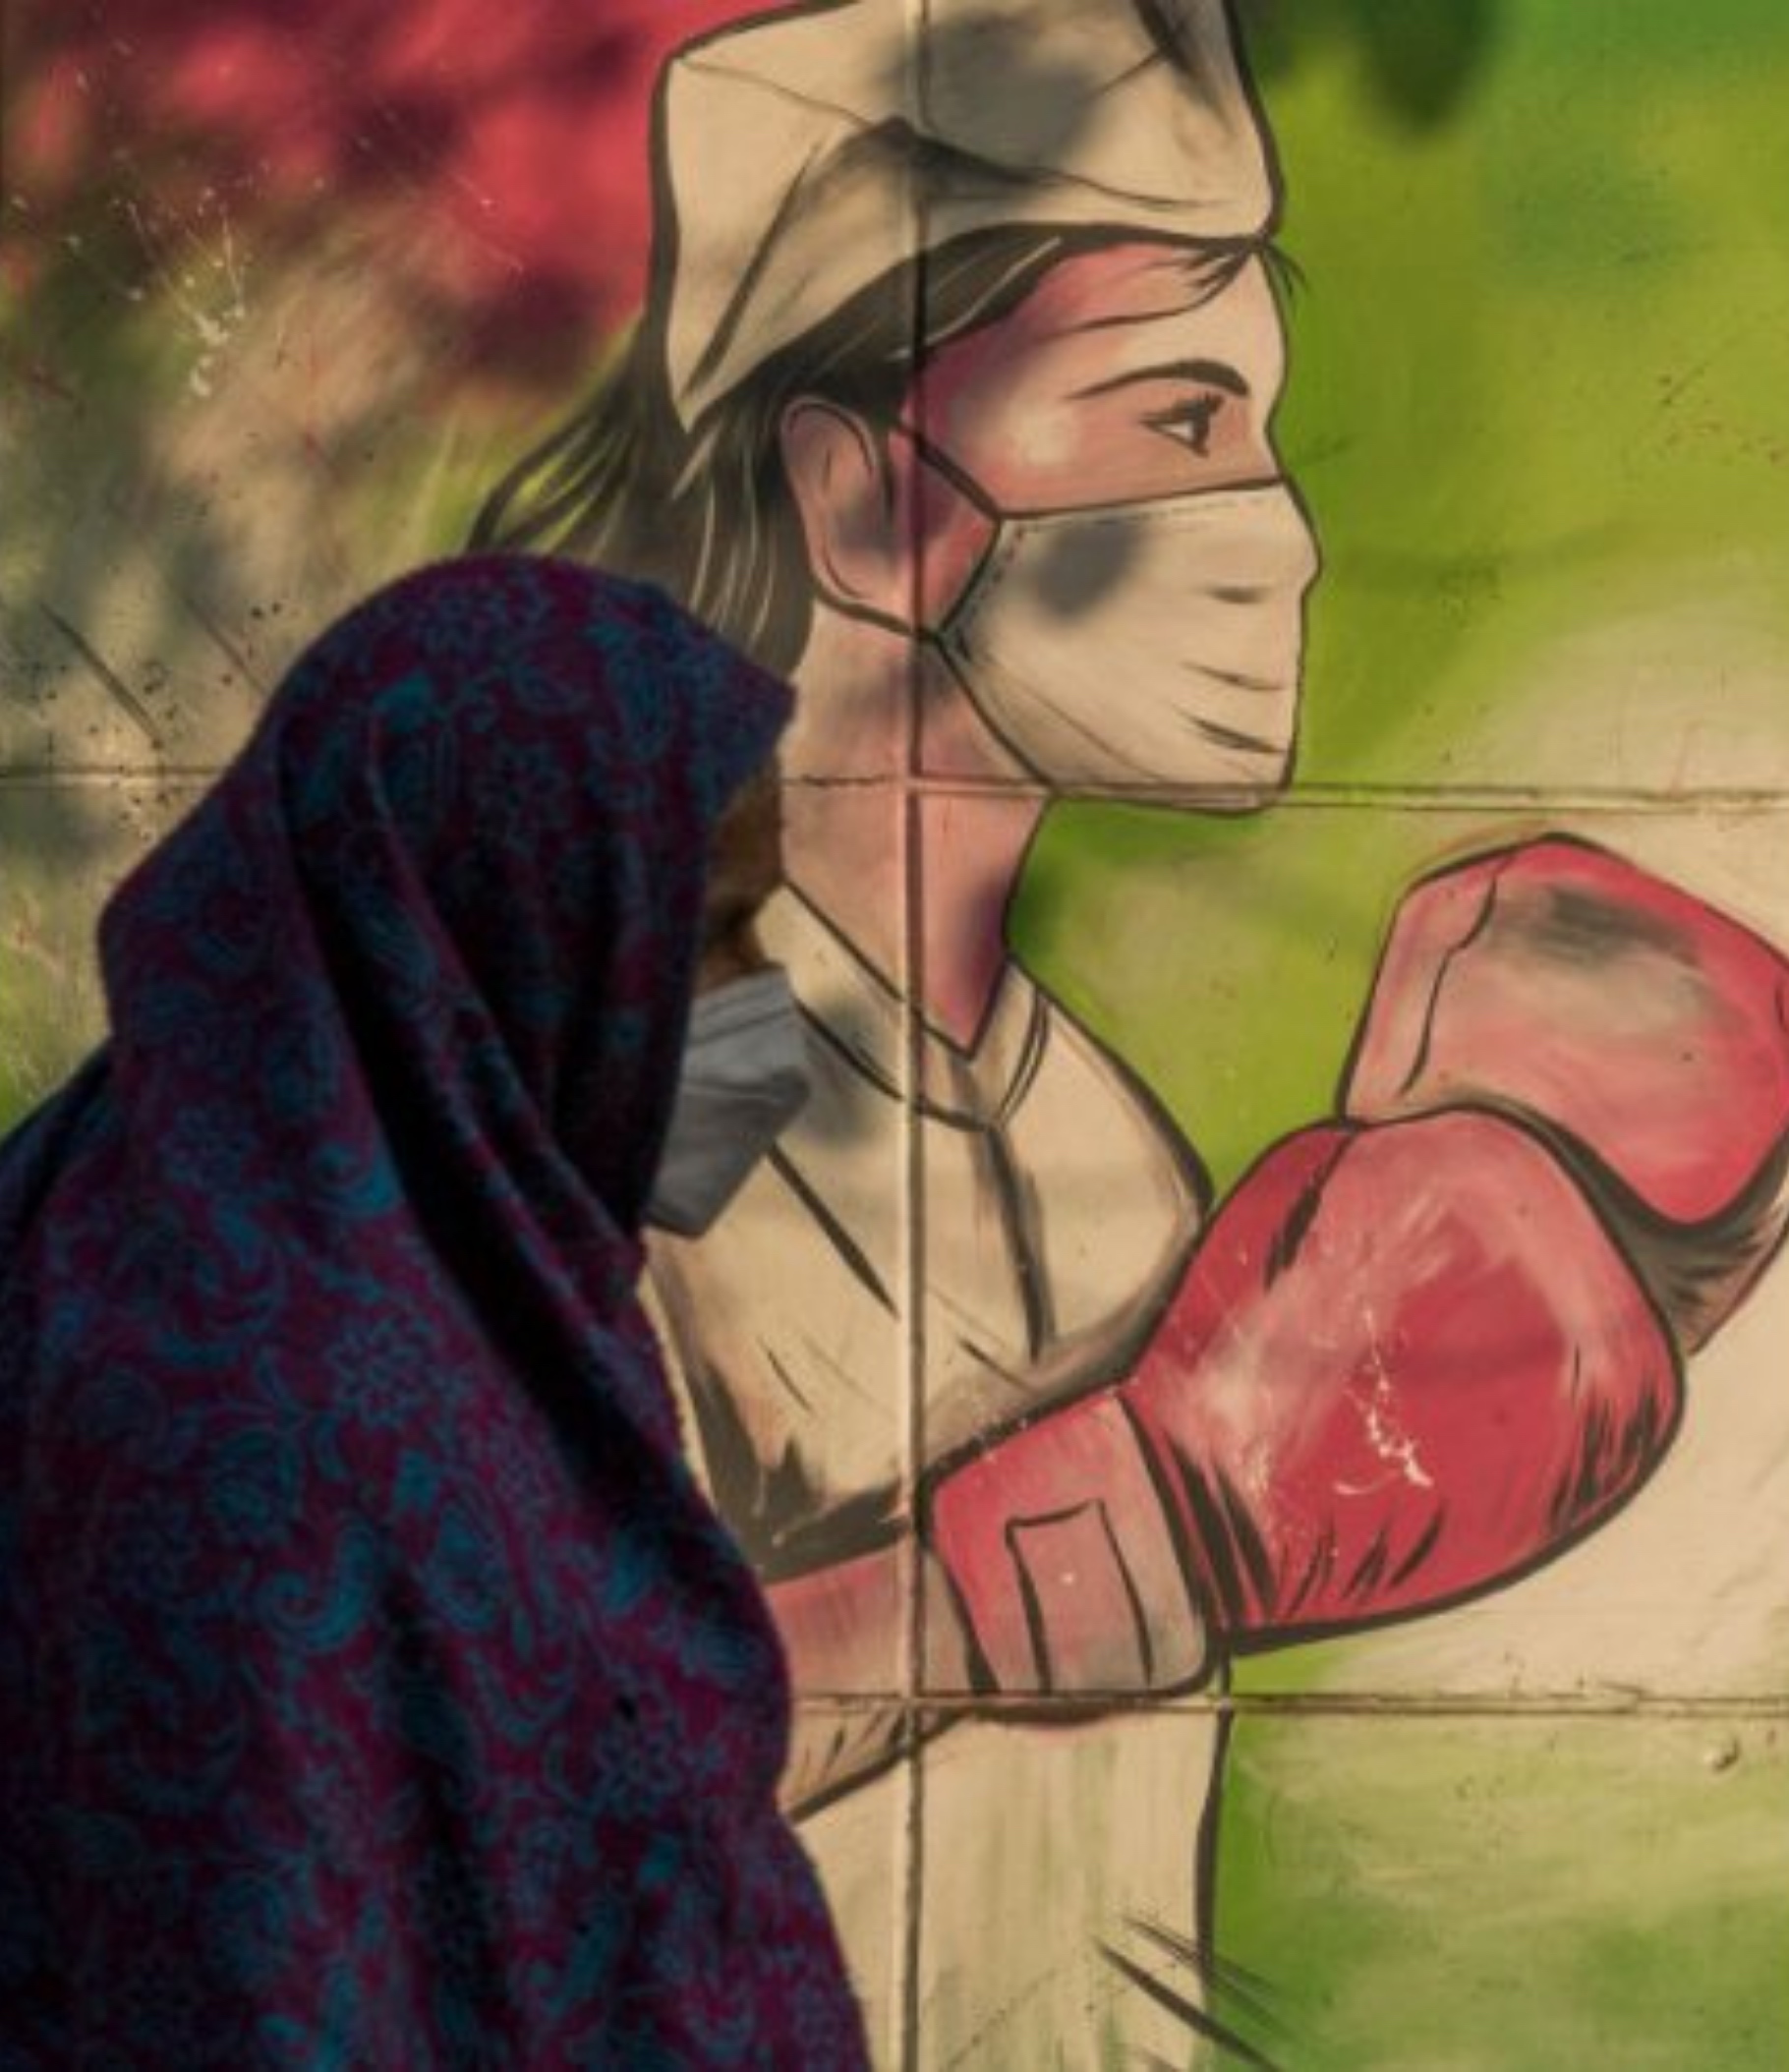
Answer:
[
  {"left": 471, "top": 0, "right": 1283, "bottom": 681},
  {"left": 100, "top": 555, "right": 792, "bottom": 1242},
  {"left": 470, "top": 225, "right": 1303, "bottom": 794}
]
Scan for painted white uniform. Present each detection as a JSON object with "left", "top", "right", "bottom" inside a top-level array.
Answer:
[
  {"left": 646, "top": 4, "right": 1284, "bottom": 2043},
  {"left": 650, "top": 891, "right": 1226, "bottom": 2068}
]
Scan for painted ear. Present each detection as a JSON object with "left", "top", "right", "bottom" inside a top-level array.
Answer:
[
  {"left": 779, "top": 400, "right": 994, "bottom": 633},
  {"left": 780, "top": 400, "right": 916, "bottom": 628}
]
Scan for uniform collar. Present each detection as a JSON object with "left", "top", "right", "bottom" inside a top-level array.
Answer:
[{"left": 761, "top": 888, "right": 1047, "bottom": 1128}]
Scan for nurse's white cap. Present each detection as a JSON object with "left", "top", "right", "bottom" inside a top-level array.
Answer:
[{"left": 658, "top": 0, "right": 1278, "bottom": 427}]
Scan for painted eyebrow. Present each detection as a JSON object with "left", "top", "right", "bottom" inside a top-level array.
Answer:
[{"left": 1068, "top": 357, "right": 1252, "bottom": 402}]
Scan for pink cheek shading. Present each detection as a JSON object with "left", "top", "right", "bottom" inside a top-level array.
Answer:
[
  {"left": 908, "top": 455, "right": 1000, "bottom": 627},
  {"left": 908, "top": 353, "right": 1082, "bottom": 511}
]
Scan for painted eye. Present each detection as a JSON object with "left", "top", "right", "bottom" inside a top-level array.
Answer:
[{"left": 1145, "top": 392, "right": 1227, "bottom": 457}]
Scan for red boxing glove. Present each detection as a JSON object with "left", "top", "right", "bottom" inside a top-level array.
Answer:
[
  {"left": 1347, "top": 836, "right": 1789, "bottom": 1218},
  {"left": 925, "top": 1111, "right": 1680, "bottom": 1696}
]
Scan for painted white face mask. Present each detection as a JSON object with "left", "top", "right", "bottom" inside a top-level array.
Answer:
[
  {"left": 932, "top": 480, "right": 1318, "bottom": 794},
  {"left": 647, "top": 966, "right": 812, "bottom": 1237}
]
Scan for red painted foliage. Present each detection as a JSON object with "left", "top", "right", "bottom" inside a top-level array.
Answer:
[{"left": 8, "top": 0, "right": 776, "bottom": 380}]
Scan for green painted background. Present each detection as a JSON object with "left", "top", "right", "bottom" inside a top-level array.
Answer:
[{"left": 1014, "top": 2, "right": 1789, "bottom": 2062}]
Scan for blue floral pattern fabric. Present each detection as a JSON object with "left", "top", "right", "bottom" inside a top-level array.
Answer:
[{"left": 0, "top": 556, "right": 868, "bottom": 2067}]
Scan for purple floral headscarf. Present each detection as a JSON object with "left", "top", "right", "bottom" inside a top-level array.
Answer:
[{"left": 0, "top": 555, "right": 867, "bottom": 2066}]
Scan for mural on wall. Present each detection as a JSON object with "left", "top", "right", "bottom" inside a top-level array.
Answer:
[{"left": 7, "top": 0, "right": 1789, "bottom": 2064}]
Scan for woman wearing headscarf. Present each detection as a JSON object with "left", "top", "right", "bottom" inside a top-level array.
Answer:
[{"left": 0, "top": 555, "right": 869, "bottom": 2067}]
